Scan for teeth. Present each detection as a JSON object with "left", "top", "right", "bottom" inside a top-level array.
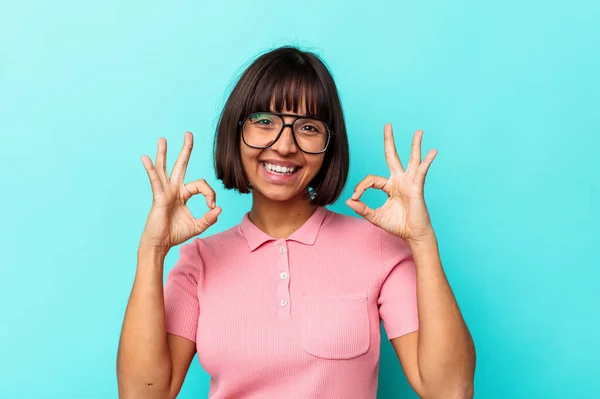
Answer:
[{"left": 264, "top": 162, "right": 296, "bottom": 174}]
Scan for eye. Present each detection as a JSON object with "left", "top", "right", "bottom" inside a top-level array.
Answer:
[
  {"left": 298, "top": 122, "right": 324, "bottom": 134},
  {"left": 249, "top": 113, "right": 275, "bottom": 126}
]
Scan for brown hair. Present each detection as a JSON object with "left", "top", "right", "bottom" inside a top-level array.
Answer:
[{"left": 214, "top": 46, "right": 349, "bottom": 206}]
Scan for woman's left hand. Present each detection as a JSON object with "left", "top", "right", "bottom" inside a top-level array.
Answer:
[{"left": 346, "top": 124, "right": 438, "bottom": 244}]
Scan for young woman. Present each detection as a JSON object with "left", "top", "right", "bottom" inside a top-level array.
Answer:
[{"left": 117, "top": 46, "right": 476, "bottom": 399}]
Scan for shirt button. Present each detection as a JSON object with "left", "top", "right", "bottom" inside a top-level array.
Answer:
[
  {"left": 280, "top": 299, "right": 288, "bottom": 307},
  {"left": 279, "top": 247, "right": 286, "bottom": 254},
  {"left": 280, "top": 272, "right": 288, "bottom": 279}
]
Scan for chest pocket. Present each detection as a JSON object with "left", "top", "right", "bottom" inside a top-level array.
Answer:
[{"left": 300, "top": 293, "right": 371, "bottom": 360}]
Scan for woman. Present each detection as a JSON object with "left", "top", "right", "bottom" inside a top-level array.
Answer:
[{"left": 117, "top": 46, "right": 475, "bottom": 399}]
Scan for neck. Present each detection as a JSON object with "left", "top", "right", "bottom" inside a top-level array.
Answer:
[{"left": 249, "top": 190, "right": 317, "bottom": 239}]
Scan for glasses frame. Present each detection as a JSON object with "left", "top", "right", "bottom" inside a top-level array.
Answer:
[{"left": 238, "top": 112, "right": 334, "bottom": 154}]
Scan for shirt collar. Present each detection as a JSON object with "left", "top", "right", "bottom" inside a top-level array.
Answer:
[{"left": 239, "top": 206, "right": 329, "bottom": 251}]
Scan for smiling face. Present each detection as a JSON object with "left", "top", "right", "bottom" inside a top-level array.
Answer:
[
  {"left": 214, "top": 47, "right": 350, "bottom": 206},
  {"left": 240, "top": 102, "right": 326, "bottom": 203}
]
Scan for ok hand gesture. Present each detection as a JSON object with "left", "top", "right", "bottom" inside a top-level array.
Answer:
[
  {"left": 140, "top": 132, "right": 222, "bottom": 254},
  {"left": 346, "top": 124, "right": 437, "bottom": 244}
]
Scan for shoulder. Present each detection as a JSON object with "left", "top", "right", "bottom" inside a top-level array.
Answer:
[
  {"left": 183, "top": 223, "right": 246, "bottom": 259},
  {"left": 169, "top": 224, "right": 244, "bottom": 280},
  {"left": 320, "top": 209, "right": 382, "bottom": 255},
  {"left": 196, "top": 223, "right": 243, "bottom": 247},
  {"left": 322, "top": 208, "right": 412, "bottom": 267},
  {"left": 322, "top": 208, "right": 380, "bottom": 236}
]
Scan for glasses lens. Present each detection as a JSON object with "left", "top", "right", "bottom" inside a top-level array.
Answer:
[
  {"left": 294, "top": 118, "right": 329, "bottom": 153},
  {"left": 243, "top": 113, "right": 283, "bottom": 148},
  {"left": 243, "top": 113, "right": 330, "bottom": 153}
]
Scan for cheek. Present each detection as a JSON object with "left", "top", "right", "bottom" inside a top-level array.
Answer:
[
  {"left": 239, "top": 144, "right": 262, "bottom": 174},
  {"left": 305, "top": 155, "right": 326, "bottom": 177}
]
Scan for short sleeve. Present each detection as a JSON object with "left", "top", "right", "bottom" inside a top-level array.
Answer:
[
  {"left": 164, "top": 239, "right": 203, "bottom": 343},
  {"left": 377, "top": 228, "right": 419, "bottom": 340}
]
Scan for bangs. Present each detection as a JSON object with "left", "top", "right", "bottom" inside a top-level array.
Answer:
[{"left": 241, "top": 56, "right": 331, "bottom": 124}]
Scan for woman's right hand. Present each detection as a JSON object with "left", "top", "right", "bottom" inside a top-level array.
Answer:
[{"left": 139, "top": 131, "right": 222, "bottom": 255}]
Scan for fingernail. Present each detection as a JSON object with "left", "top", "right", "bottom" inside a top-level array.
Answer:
[{"left": 211, "top": 201, "right": 216, "bottom": 208}]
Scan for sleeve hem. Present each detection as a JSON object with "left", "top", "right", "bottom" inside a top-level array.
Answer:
[
  {"left": 165, "top": 327, "right": 196, "bottom": 344},
  {"left": 386, "top": 326, "right": 419, "bottom": 340}
]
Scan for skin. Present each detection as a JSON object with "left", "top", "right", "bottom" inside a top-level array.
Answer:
[
  {"left": 117, "top": 132, "right": 219, "bottom": 399},
  {"left": 347, "top": 125, "right": 476, "bottom": 398},
  {"left": 116, "top": 107, "right": 475, "bottom": 398},
  {"left": 239, "top": 105, "right": 326, "bottom": 238}
]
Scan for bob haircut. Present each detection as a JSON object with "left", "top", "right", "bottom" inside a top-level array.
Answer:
[{"left": 214, "top": 46, "right": 349, "bottom": 206}]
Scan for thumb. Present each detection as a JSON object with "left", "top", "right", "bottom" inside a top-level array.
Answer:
[
  {"left": 194, "top": 206, "right": 222, "bottom": 234},
  {"left": 346, "top": 199, "right": 377, "bottom": 224}
]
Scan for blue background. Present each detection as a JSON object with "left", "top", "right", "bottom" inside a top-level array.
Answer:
[{"left": 1, "top": 0, "right": 598, "bottom": 398}]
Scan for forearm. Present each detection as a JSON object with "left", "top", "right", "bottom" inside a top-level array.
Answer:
[
  {"left": 117, "top": 247, "right": 172, "bottom": 398},
  {"left": 408, "top": 233, "right": 475, "bottom": 398}
]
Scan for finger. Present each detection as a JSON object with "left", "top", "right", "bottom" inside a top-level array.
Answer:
[
  {"left": 345, "top": 199, "right": 377, "bottom": 224},
  {"left": 351, "top": 174, "right": 388, "bottom": 200},
  {"left": 170, "top": 132, "right": 194, "bottom": 183},
  {"left": 184, "top": 179, "right": 216, "bottom": 208},
  {"left": 194, "top": 206, "right": 222, "bottom": 234},
  {"left": 415, "top": 149, "right": 437, "bottom": 188},
  {"left": 141, "top": 155, "right": 164, "bottom": 196},
  {"left": 155, "top": 137, "right": 169, "bottom": 185},
  {"left": 406, "top": 130, "right": 423, "bottom": 176},
  {"left": 384, "top": 124, "right": 404, "bottom": 174}
]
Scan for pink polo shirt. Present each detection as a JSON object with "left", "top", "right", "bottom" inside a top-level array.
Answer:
[{"left": 164, "top": 206, "right": 418, "bottom": 399}]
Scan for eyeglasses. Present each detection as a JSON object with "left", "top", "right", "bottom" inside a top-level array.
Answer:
[{"left": 238, "top": 112, "right": 333, "bottom": 154}]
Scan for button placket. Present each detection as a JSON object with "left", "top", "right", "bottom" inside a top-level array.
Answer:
[{"left": 276, "top": 241, "right": 291, "bottom": 319}]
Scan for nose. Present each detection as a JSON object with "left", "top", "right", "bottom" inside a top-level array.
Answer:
[{"left": 270, "top": 125, "right": 298, "bottom": 155}]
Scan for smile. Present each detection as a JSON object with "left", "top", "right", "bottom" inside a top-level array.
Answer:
[{"left": 261, "top": 161, "right": 300, "bottom": 176}]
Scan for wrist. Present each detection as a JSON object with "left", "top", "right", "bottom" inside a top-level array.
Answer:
[
  {"left": 137, "top": 242, "right": 170, "bottom": 261},
  {"left": 406, "top": 233, "right": 441, "bottom": 270},
  {"left": 405, "top": 229, "right": 438, "bottom": 249},
  {"left": 136, "top": 245, "right": 169, "bottom": 281}
]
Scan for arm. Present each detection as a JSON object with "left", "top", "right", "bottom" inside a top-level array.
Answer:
[
  {"left": 116, "top": 247, "right": 196, "bottom": 399},
  {"left": 117, "top": 132, "right": 221, "bottom": 398},
  {"left": 346, "top": 124, "right": 475, "bottom": 398},
  {"left": 392, "top": 233, "right": 475, "bottom": 399}
]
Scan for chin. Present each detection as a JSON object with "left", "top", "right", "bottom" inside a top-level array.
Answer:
[{"left": 254, "top": 185, "right": 306, "bottom": 203}]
